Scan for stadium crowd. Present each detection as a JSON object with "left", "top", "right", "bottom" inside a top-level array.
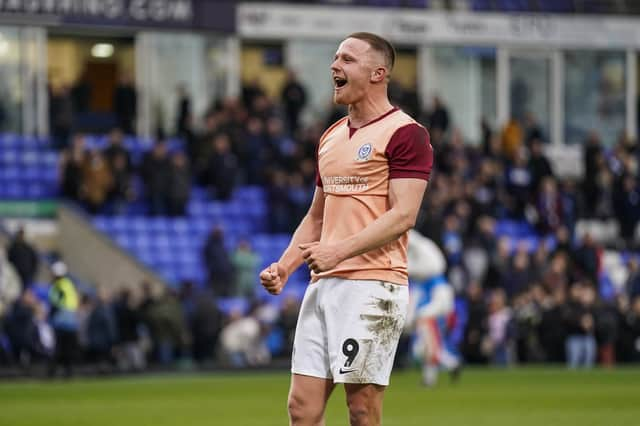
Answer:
[{"left": 2, "top": 75, "right": 640, "bottom": 376}]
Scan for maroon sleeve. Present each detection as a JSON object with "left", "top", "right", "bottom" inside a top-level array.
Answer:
[{"left": 385, "top": 123, "right": 433, "bottom": 181}]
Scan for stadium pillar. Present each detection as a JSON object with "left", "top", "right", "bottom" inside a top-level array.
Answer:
[
  {"left": 626, "top": 49, "right": 637, "bottom": 141},
  {"left": 496, "top": 47, "right": 510, "bottom": 128},
  {"left": 551, "top": 50, "right": 564, "bottom": 145},
  {"left": 19, "top": 27, "right": 47, "bottom": 137}
]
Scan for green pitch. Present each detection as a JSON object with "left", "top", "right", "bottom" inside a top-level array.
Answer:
[{"left": 1, "top": 368, "right": 639, "bottom": 426}]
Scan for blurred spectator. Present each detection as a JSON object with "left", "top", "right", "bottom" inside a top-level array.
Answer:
[
  {"left": 205, "top": 133, "right": 238, "bottom": 201},
  {"left": 231, "top": 240, "right": 260, "bottom": 298},
  {"left": 143, "top": 287, "right": 191, "bottom": 365},
  {"left": 71, "top": 70, "right": 91, "bottom": 116},
  {"left": 535, "top": 177, "right": 562, "bottom": 235},
  {"left": 512, "top": 288, "right": 544, "bottom": 363},
  {"left": 49, "top": 83, "right": 73, "bottom": 150},
  {"left": 501, "top": 243, "right": 532, "bottom": 299},
  {"left": 267, "top": 170, "right": 291, "bottom": 233},
  {"left": 86, "top": 288, "right": 118, "bottom": 372},
  {"left": 428, "top": 96, "right": 450, "bottom": 134},
  {"left": 114, "top": 289, "right": 146, "bottom": 372},
  {"left": 528, "top": 138, "right": 553, "bottom": 192},
  {"left": 539, "top": 286, "right": 568, "bottom": 363},
  {"left": 288, "top": 172, "right": 312, "bottom": 230},
  {"left": 59, "top": 134, "right": 87, "bottom": 202},
  {"left": 3, "top": 289, "right": 50, "bottom": 371},
  {"left": 277, "top": 296, "right": 300, "bottom": 358},
  {"left": 180, "top": 285, "right": 222, "bottom": 363},
  {"left": 107, "top": 151, "right": 134, "bottom": 214},
  {"left": 113, "top": 72, "right": 137, "bottom": 135},
  {"left": 504, "top": 148, "right": 532, "bottom": 220},
  {"left": 140, "top": 140, "right": 171, "bottom": 215},
  {"left": 0, "top": 245, "right": 22, "bottom": 323},
  {"left": 461, "top": 282, "right": 488, "bottom": 364},
  {"left": 564, "top": 283, "right": 597, "bottom": 369},
  {"left": 613, "top": 174, "right": 640, "bottom": 248},
  {"left": 281, "top": 70, "right": 307, "bottom": 135},
  {"left": 487, "top": 288, "right": 512, "bottom": 366},
  {"left": 241, "top": 78, "right": 266, "bottom": 113},
  {"left": 501, "top": 118, "right": 524, "bottom": 162},
  {"left": 220, "top": 306, "right": 271, "bottom": 367},
  {"left": 244, "top": 117, "right": 268, "bottom": 185},
  {"left": 7, "top": 227, "right": 38, "bottom": 287},
  {"left": 167, "top": 152, "right": 192, "bottom": 217},
  {"left": 175, "top": 83, "right": 192, "bottom": 138},
  {"left": 48, "top": 261, "right": 79, "bottom": 377},
  {"left": 572, "top": 233, "right": 600, "bottom": 284},
  {"left": 81, "top": 150, "right": 113, "bottom": 214},
  {"left": 625, "top": 296, "right": 640, "bottom": 361},
  {"left": 484, "top": 237, "right": 511, "bottom": 290},
  {"left": 203, "top": 228, "right": 235, "bottom": 297},
  {"left": 523, "top": 112, "right": 544, "bottom": 146},
  {"left": 103, "top": 128, "right": 132, "bottom": 173},
  {"left": 626, "top": 258, "right": 640, "bottom": 299}
]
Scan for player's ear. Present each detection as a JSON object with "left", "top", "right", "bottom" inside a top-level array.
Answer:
[{"left": 371, "top": 66, "right": 387, "bottom": 83}]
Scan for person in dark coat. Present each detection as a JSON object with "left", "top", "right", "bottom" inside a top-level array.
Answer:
[
  {"left": 205, "top": 133, "right": 238, "bottom": 201},
  {"left": 114, "top": 289, "right": 146, "bottom": 371},
  {"left": 103, "top": 128, "right": 132, "bottom": 174},
  {"left": 167, "top": 152, "right": 191, "bottom": 217},
  {"left": 140, "top": 140, "right": 171, "bottom": 215},
  {"left": 7, "top": 227, "right": 39, "bottom": 287},
  {"left": 60, "top": 134, "right": 87, "bottom": 202},
  {"left": 281, "top": 70, "right": 307, "bottom": 135},
  {"left": 86, "top": 289, "right": 118, "bottom": 372},
  {"left": 175, "top": 84, "right": 191, "bottom": 138},
  {"left": 49, "top": 83, "right": 73, "bottom": 150},
  {"left": 428, "top": 96, "right": 450, "bottom": 134},
  {"left": 113, "top": 73, "right": 137, "bottom": 135},
  {"left": 202, "top": 228, "right": 235, "bottom": 297}
]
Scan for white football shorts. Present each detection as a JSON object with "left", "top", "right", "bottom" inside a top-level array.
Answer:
[{"left": 291, "top": 277, "right": 409, "bottom": 386}]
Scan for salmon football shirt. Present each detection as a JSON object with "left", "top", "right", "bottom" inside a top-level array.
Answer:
[{"left": 314, "top": 107, "right": 433, "bottom": 285}]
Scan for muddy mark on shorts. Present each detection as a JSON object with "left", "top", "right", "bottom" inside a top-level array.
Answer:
[
  {"left": 379, "top": 281, "right": 397, "bottom": 293},
  {"left": 358, "top": 297, "right": 406, "bottom": 381},
  {"left": 361, "top": 298, "right": 404, "bottom": 345}
]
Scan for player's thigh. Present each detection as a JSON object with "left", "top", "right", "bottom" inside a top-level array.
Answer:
[{"left": 288, "top": 373, "right": 335, "bottom": 413}]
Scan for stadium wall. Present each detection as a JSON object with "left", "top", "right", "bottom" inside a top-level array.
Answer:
[{"left": 58, "top": 204, "right": 165, "bottom": 293}]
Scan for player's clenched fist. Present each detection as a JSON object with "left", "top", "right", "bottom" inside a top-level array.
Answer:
[
  {"left": 299, "top": 241, "right": 344, "bottom": 273},
  {"left": 260, "top": 262, "right": 288, "bottom": 295}
]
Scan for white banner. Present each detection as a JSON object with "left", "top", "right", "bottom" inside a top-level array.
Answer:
[{"left": 238, "top": 3, "right": 640, "bottom": 49}]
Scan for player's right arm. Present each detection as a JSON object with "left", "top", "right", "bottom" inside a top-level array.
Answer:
[{"left": 260, "top": 186, "right": 325, "bottom": 295}]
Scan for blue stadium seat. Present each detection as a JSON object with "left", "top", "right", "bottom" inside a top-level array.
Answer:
[
  {"left": 496, "top": 0, "right": 530, "bottom": 12},
  {"left": 152, "top": 234, "right": 172, "bottom": 249},
  {"left": 187, "top": 200, "right": 207, "bottom": 216},
  {"left": 537, "top": 0, "right": 574, "bottom": 13},
  {"left": 2, "top": 166, "right": 19, "bottom": 180},
  {"left": 1, "top": 150, "right": 17, "bottom": 164},
  {"left": 471, "top": 0, "right": 493, "bottom": 11},
  {"left": 115, "top": 234, "right": 132, "bottom": 249},
  {"left": 26, "top": 183, "right": 44, "bottom": 198},
  {"left": 148, "top": 217, "right": 169, "bottom": 233},
  {"left": 93, "top": 217, "right": 108, "bottom": 232},
  {"left": 132, "top": 234, "right": 152, "bottom": 250}
]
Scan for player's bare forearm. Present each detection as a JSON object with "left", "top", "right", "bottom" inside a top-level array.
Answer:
[
  {"left": 278, "top": 187, "right": 325, "bottom": 276},
  {"left": 338, "top": 178, "right": 428, "bottom": 262}
]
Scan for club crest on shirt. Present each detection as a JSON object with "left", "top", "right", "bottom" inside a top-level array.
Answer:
[{"left": 356, "top": 143, "right": 372, "bottom": 162}]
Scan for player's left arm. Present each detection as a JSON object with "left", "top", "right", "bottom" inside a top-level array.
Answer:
[{"left": 301, "top": 123, "right": 432, "bottom": 273}]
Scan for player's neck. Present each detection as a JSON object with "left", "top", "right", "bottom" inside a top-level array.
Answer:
[{"left": 348, "top": 95, "right": 394, "bottom": 129}]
